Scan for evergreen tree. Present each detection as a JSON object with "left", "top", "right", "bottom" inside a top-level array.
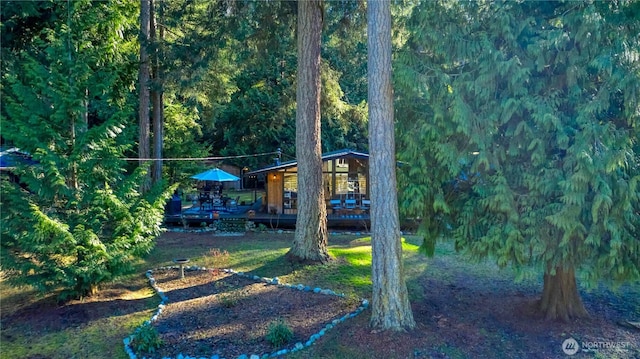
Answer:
[
  {"left": 368, "top": 0, "right": 415, "bottom": 331},
  {"left": 396, "top": 0, "right": 640, "bottom": 321},
  {"left": 141, "top": 0, "right": 221, "bottom": 178},
  {"left": 288, "top": 0, "right": 330, "bottom": 263},
  {"left": 170, "top": 0, "right": 371, "bottom": 169},
  {"left": 139, "top": 0, "right": 151, "bottom": 189},
  {"left": 162, "top": 96, "right": 211, "bottom": 184},
  {"left": 321, "top": 1, "right": 370, "bottom": 152},
  {"left": 150, "top": 0, "right": 164, "bottom": 184},
  {"left": 144, "top": 0, "right": 297, "bottom": 169},
  {"left": 1, "top": 0, "right": 169, "bottom": 300}
]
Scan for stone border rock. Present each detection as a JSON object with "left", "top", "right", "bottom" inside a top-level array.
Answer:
[{"left": 124, "top": 265, "right": 369, "bottom": 359}]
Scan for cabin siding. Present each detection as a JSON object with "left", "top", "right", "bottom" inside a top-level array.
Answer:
[{"left": 266, "top": 172, "right": 284, "bottom": 214}]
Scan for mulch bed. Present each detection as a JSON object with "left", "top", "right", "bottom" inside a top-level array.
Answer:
[{"left": 147, "top": 269, "right": 360, "bottom": 359}]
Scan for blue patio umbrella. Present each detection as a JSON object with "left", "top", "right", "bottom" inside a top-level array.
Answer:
[{"left": 190, "top": 168, "right": 240, "bottom": 182}]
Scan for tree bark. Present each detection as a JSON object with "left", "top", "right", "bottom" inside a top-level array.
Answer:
[
  {"left": 368, "top": 0, "right": 415, "bottom": 331},
  {"left": 138, "top": 0, "right": 151, "bottom": 190},
  {"left": 538, "top": 265, "right": 589, "bottom": 322},
  {"left": 288, "top": 0, "right": 330, "bottom": 263},
  {"left": 150, "top": 0, "right": 163, "bottom": 184}
]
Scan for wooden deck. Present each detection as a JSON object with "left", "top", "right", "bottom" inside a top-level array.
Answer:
[{"left": 165, "top": 205, "right": 370, "bottom": 230}]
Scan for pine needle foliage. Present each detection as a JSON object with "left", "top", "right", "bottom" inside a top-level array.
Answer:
[
  {"left": 1, "top": 0, "right": 169, "bottom": 300},
  {"left": 396, "top": 1, "right": 640, "bottom": 287}
]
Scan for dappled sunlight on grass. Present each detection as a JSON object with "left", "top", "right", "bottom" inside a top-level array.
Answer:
[
  {"left": 330, "top": 246, "right": 372, "bottom": 267},
  {"left": 297, "top": 235, "right": 427, "bottom": 297},
  {"left": 401, "top": 239, "right": 421, "bottom": 252},
  {"left": 228, "top": 234, "right": 422, "bottom": 287},
  {"left": 1, "top": 304, "right": 154, "bottom": 359},
  {"left": 342, "top": 235, "right": 421, "bottom": 253},
  {"left": 288, "top": 263, "right": 371, "bottom": 298},
  {"left": 0, "top": 280, "right": 49, "bottom": 317},
  {"left": 228, "top": 248, "right": 290, "bottom": 273},
  {"left": 98, "top": 286, "right": 157, "bottom": 302},
  {"left": 346, "top": 236, "right": 371, "bottom": 247},
  {"left": 1, "top": 268, "right": 161, "bottom": 359}
]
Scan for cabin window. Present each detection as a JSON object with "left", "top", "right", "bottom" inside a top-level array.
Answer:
[{"left": 283, "top": 173, "right": 298, "bottom": 213}]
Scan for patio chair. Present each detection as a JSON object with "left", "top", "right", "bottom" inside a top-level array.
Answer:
[
  {"left": 330, "top": 199, "right": 343, "bottom": 212},
  {"left": 360, "top": 199, "right": 371, "bottom": 212},
  {"left": 227, "top": 196, "right": 240, "bottom": 212},
  {"left": 344, "top": 198, "right": 357, "bottom": 210},
  {"left": 199, "top": 193, "right": 211, "bottom": 211},
  {"left": 212, "top": 197, "right": 224, "bottom": 211}
]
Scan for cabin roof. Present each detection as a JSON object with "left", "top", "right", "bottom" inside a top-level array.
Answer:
[
  {"left": 247, "top": 148, "right": 369, "bottom": 175},
  {"left": 0, "top": 147, "right": 36, "bottom": 170}
]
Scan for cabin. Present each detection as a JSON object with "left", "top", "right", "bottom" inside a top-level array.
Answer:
[
  {"left": 166, "top": 149, "right": 372, "bottom": 229},
  {"left": 248, "top": 149, "right": 371, "bottom": 216}
]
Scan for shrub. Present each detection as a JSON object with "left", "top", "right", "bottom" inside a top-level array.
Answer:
[
  {"left": 217, "top": 218, "right": 246, "bottom": 232},
  {"left": 0, "top": 176, "right": 170, "bottom": 301},
  {"left": 132, "top": 323, "right": 163, "bottom": 354},
  {"left": 218, "top": 290, "right": 241, "bottom": 308},
  {"left": 265, "top": 319, "right": 294, "bottom": 347}
]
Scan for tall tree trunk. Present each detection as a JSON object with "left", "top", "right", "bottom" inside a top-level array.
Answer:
[
  {"left": 368, "top": 0, "right": 416, "bottom": 331},
  {"left": 150, "top": 0, "right": 163, "bottom": 184},
  {"left": 538, "top": 265, "right": 588, "bottom": 322},
  {"left": 81, "top": 88, "right": 89, "bottom": 133},
  {"left": 138, "top": 0, "right": 151, "bottom": 190},
  {"left": 66, "top": 1, "right": 79, "bottom": 192},
  {"left": 71, "top": 87, "right": 89, "bottom": 192},
  {"left": 288, "top": 0, "right": 329, "bottom": 263},
  {"left": 151, "top": 92, "right": 163, "bottom": 183}
]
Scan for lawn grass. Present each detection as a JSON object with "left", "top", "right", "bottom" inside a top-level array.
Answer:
[
  {"left": 0, "top": 232, "right": 419, "bottom": 359},
  {"left": 1, "top": 311, "right": 154, "bottom": 359},
  {"left": 0, "top": 281, "right": 159, "bottom": 359},
  {"left": 2, "top": 231, "right": 638, "bottom": 359},
  {"left": 218, "top": 189, "right": 265, "bottom": 206}
]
